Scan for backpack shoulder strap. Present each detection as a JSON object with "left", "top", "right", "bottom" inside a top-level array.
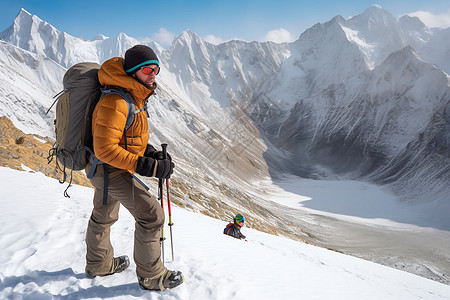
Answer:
[
  {"left": 99, "top": 87, "right": 149, "bottom": 153},
  {"left": 100, "top": 87, "right": 142, "bottom": 132}
]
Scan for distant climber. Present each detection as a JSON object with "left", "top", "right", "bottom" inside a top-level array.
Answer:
[{"left": 223, "top": 214, "right": 246, "bottom": 240}]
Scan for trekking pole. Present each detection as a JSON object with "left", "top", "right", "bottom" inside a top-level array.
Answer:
[
  {"left": 166, "top": 179, "right": 175, "bottom": 261},
  {"left": 158, "top": 170, "right": 166, "bottom": 263},
  {"left": 161, "top": 143, "right": 175, "bottom": 261}
]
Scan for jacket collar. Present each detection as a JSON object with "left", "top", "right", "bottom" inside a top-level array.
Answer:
[{"left": 98, "top": 57, "right": 155, "bottom": 107}]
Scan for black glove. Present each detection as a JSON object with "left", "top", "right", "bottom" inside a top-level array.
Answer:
[
  {"left": 136, "top": 156, "right": 174, "bottom": 179},
  {"left": 144, "top": 144, "right": 172, "bottom": 161}
]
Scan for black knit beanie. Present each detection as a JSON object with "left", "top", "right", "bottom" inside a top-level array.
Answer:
[{"left": 124, "top": 45, "right": 159, "bottom": 75}]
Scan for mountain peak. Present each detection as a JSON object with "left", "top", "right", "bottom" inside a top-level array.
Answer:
[
  {"left": 178, "top": 29, "right": 202, "bottom": 41},
  {"left": 352, "top": 4, "right": 397, "bottom": 27},
  {"left": 399, "top": 15, "right": 427, "bottom": 31},
  {"left": 14, "top": 8, "right": 45, "bottom": 28},
  {"left": 18, "top": 8, "right": 32, "bottom": 17},
  {"left": 171, "top": 29, "right": 205, "bottom": 49},
  {"left": 0, "top": 8, "right": 79, "bottom": 67},
  {"left": 363, "top": 4, "right": 390, "bottom": 16},
  {"left": 0, "top": 8, "right": 56, "bottom": 42},
  {"left": 345, "top": 3, "right": 404, "bottom": 63},
  {"left": 0, "top": 9, "right": 39, "bottom": 46},
  {"left": 381, "top": 45, "right": 419, "bottom": 64},
  {"left": 11, "top": 8, "right": 34, "bottom": 23},
  {"left": 91, "top": 34, "right": 108, "bottom": 41},
  {"left": 117, "top": 32, "right": 130, "bottom": 40}
]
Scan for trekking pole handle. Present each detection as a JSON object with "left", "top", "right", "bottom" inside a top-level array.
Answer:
[{"left": 161, "top": 143, "right": 168, "bottom": 160}]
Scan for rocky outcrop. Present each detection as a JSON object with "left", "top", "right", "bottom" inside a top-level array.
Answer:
[{"left": 0, "top": 116, "right": 91, "bottom": 187}]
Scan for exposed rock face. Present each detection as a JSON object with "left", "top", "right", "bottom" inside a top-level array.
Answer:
[{"left": 0, "top": 116, "right": 91, "bottom": 187}]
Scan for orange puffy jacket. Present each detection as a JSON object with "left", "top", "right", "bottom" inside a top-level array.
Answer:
[{"left": 92, "top": 57, "right": 155, "bottom": 172}]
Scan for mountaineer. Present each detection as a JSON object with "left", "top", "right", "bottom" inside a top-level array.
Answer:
[
  {"left": 84, "top": 45, "right": 184, "bottom": 291},
  {"left": 223, "top": 213, "right": 247, "bottom": 240}
]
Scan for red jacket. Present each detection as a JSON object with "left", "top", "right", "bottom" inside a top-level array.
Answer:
[{"left": 223, "top": 223, "right": 246, "bottom": 239}]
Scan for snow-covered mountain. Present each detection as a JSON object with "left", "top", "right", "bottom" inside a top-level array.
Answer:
[
  {"left": 269, "top": 8, "right": 450, "bottom": 225},
  {"left": 0, "top": 8, "right": 142, "bottom": 68},
  {"left": 1, "top": 6, "right": 450, "bottom": 284}
]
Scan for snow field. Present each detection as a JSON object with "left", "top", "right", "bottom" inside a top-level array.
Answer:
[{"left": 0, "top": 167, "right": 449, "bottom": 299}]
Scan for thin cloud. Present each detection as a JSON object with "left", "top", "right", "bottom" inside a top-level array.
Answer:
[
  {"left": 407, "top": 10, "right": 450, "bottom": 29},
  {"left": 152, "top": 28, "right": 176, "bottom": 48},
  {"left": 262, "top": 28, "right": 295, "bottom": 43},
  {"left": 203, "top": 34, "right": 228, "bottom": 45}
]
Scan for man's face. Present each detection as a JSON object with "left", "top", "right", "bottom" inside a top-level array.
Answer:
[{"left": 133, "top": 64, "right": 159, "bottom": 86}]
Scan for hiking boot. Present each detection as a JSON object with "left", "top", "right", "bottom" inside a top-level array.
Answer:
[
  {"left": 85, "top": 255, "right": 130, "bottom": 278},
  {"left": 138, "top": 268, "right": 184, "bottom": 291}
]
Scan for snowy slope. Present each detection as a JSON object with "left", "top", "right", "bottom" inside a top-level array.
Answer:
[
  {"left": 0, "top": 40, "right": 64, "bottom": 136},
  {"left": 0, "top": 166, "right": 450, "bottom": 299}
]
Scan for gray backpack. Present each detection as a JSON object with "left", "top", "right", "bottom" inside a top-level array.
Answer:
[{"left": 47, "top": 62, "right": 144, "bottom": 197}]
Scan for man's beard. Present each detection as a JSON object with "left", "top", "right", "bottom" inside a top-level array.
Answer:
[{"left": 136, "top": 78, "right": 157, "bottom": 91}]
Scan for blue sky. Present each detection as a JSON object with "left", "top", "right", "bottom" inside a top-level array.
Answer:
[{"left": 1, "top": 0, "right": 449, "bottom": 47}]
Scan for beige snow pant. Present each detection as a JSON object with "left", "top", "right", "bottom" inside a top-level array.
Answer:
[{"left": 85, "top": 163, "right": 165, "bottom": 279}]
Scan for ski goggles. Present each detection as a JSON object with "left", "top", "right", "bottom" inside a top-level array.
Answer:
[{"left": 140, "top": 65, "right": 160, "bottom": 75}]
